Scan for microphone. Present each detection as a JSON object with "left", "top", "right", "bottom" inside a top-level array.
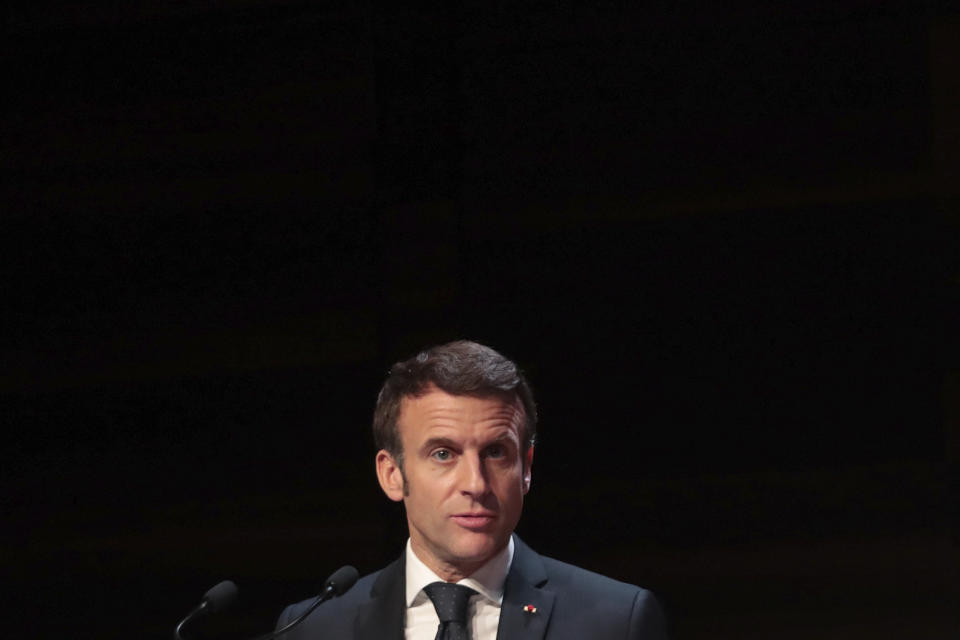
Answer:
[
  {"left": 174, "top": 580, "right": 238, "bottom": 640},
  {"left": 253, "top": 565, "right": 359, "bottom": 640},
  {"left": 321, "top": 565, "right": 360, "bottom": 597}
]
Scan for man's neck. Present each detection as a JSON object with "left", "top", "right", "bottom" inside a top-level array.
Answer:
[
  {"left": 404, "top": 537, "right": 514, "bottom": 606},
  {"left": 409, "top": 539, "right": 498, "bottom": 582}
]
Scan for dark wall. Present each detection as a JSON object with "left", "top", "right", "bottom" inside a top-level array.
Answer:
[{"left": 2, "top": 3, "right": 956, "bottom": 639}]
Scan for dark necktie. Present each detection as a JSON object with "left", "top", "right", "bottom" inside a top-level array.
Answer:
[{"left": 423, "top": 581, "right": 477, "bottom": 640}]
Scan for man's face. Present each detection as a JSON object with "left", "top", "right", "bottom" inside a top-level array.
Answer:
[{"left": 376, "top": 386, "right": 533, "bottom": 581}]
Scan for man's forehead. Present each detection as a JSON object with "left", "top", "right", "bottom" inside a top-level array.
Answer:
[{"left": 398, "top": 386, "right": 525, "bottom": 425}]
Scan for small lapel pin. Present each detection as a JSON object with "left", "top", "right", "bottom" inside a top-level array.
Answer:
[{"left": 523, "top": 604, "right": 537, "bottom": 614}]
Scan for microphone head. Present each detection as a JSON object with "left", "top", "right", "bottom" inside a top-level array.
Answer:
[
  {"left": 202, "top": 580, "right": 239, "bottom": 613},
  {"left": 324, "top": 566, "right": 359, "bottom": 596}
]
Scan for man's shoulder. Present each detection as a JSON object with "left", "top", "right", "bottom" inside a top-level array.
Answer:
[
  {"left": 538, "top": 552, "right": 653, "bottom": 600},
  {"left": 514, "top": 537, "right": 650, "bottom": 598},
  {"left": 513, "top": 543, "right": 669, "bottom": 639}
]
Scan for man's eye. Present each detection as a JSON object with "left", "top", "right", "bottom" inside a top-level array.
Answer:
[
  {"left": 432, "top": 449, "right": 453, "bottom": 461},
  {"left": 485, "top": 444, "right": 506, "bottom": 458}
]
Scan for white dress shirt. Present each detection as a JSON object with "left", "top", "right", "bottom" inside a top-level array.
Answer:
[{"left": 404, "top": 536, "right": 514, "bottom": 640}]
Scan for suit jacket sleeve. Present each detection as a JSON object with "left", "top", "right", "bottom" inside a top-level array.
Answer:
[
  {"left": 275, "top": 604, "right": 294, "bottom": 632},
  {"left": 628, "top": 588, "right": 669, "bottom": 640}
]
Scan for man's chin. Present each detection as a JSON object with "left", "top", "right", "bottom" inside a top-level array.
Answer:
[{"left": 447, "top": 531, "right": 507, "bottom": 564}]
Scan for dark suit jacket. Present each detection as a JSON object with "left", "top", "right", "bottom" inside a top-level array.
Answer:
[{"left": 277, "top": 536, "right": 668, "bottom": 639}]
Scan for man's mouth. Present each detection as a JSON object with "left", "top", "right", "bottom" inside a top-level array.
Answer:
[{"left": 450, "top": 513, "right": 496, "bottom": 530}]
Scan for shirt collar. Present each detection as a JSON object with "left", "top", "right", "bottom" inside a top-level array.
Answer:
[{"left": 404, "top": 535, "right": 514, "bottom": 607}]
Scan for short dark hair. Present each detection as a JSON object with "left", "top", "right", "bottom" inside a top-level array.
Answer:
[{"left": 372, "top": 340, "right": 537, "bottom": 467}]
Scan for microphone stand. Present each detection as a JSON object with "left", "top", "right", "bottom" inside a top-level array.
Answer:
[
  {"left": 173, "top": 567, "right": 357, "bottom": 640},
  {"left": 250, "top": 565, "right": 358, "bottom": 640},
  {"left": 174, "top": 580, "right": 238, "bottom": 640}
]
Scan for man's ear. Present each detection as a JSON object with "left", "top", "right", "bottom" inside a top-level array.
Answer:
[
  {"left": 376, "top": 449, "right": 405, "bottom": 502},
  {"left": 522, "top": 445, "right": 534, "bottom": 494}
]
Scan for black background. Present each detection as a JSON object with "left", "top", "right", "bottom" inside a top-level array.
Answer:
[{"left": 2, "top": 2, "right": 957, "bottom": 638}]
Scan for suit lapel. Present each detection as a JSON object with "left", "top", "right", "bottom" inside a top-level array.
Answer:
[
  {"left": 354, "top": 554, "right": 406, "bottom": 640},
  {"left": 496, "top": 536, "right": 555, "bottom": 640}
]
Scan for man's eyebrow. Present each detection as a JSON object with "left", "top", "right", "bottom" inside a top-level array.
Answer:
[
  {"left": 419, "top": 431, "right": 516, "bottom": 452},
  {"left": 478, "top": 432, "right": 520, "bottom": 451},
  {"left": 419, "top": 436, "right": 458, "bottom": 452}
]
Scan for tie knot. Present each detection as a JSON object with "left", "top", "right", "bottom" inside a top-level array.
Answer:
[{"left": 423, "top": 582, "right": 477, "bottom": 623}]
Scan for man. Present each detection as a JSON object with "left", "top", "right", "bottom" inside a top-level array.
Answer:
[{"left": 278, "top": 340, "right": 668, "bottom": 639}]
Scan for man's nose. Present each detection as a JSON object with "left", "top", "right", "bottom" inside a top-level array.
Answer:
[{"left": 459, "top": 452, "right": 490, "bottom": 496}]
